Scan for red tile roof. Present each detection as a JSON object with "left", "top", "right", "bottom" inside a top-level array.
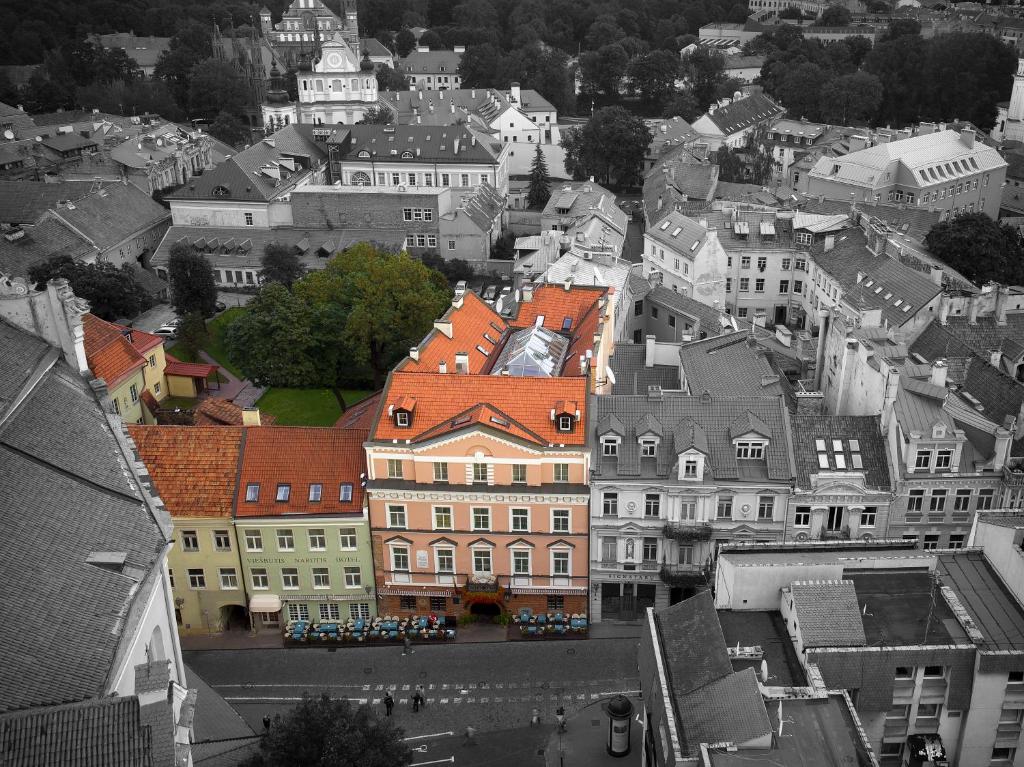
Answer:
[
  {"left": 511, "top": 285, "right": 608, "bottom": 376},
  {"left": 82, "top": 313, "right": 147, "bottom": 389},
  {"left": 127, "top": 425, "right": 244, "bottom": 518},
  {"left": 335, "top": 392, "right": 381, "bottom": 431},
  {"left": 164, "top": 354, "right": 218, "bottom": 379},
  {"left": 235, "top": 427, "right": 368, "bottom": 517},
  {"left": 194, "top": 398, "right": 276, "bottom": 426},
  {"left": 398, "top": 292, "right": 507, "bottom": 375},
  {"left": 373, "top": 372, "right": 588, "bottom": 446}
]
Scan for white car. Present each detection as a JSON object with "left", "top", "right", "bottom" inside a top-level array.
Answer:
[{"left": 152, "top": 326, "right": 178, "bottom": 339}]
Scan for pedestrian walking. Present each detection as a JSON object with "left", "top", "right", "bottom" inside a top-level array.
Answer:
[
  {"left": 383, "top": 693, "right": 394, "bottom": 717},
  {"left": 555, "top": 706, "right": 566, "bottom": 732},
  {"left": 412, "top": 690, "right": 423, "bottom": 712},
  {"left": 463, "top": 725, "right": 477, "bottom": 746},
  {"left": 402, "top": 634, "right": 414, "bottom": 655},
  {"left": 530, "top": 707, "right": 541, "bottom": 727},
  {"left": 262, "top": 715, "right": 271, "bottom": 732}
]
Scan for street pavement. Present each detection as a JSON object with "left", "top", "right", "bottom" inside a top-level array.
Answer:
[{"left": 186, "top": 637, "right": 641, "bottom": 745}]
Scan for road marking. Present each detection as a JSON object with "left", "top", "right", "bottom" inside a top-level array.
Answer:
[
  {"left": 411, "top": 758, "right": 454, "bottom": 766},
  {"left": 404, "top": 731, "right": 454, "bottom": 741},
  {"left": 597, "top": 690, "right": 640, "bottom": 697}
]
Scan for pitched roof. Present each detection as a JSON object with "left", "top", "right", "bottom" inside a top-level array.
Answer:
[
  {"left": 399, "top": 292, "right": 507, "bottom": 375},
  {"left": 0, "top": 181, "right": 99, "bottom": 226},
  {"left": 591, "top": 393, "right": 792, "bottom": 481},
  {"left": 235, "top": 426, "right": 368, "bottom": 517},
  {"left": 608, "top": 343, "right": 682, "bottom": 395},
  {"left": 0, "top": 217, "right": 95, "bottom": 278},
  {"left": 328, "top": 124, "right": 503, "bottom": 165},
  {"left": 789, "top": 580, "right": 867, "bottom": 647},
  {"left": 703, "top": 93, "right": 783, "bottom": 136},
  {"left": 82, "top": 313, "right": 147, "bottom": 389},
  {"left": 41, "top": 133, "right": 98, "bottom": 153},
  {"left": 335, "top": 392, "right": 381, "bottom": 431},
  {"left": 790, "top": 414, "right": 892, "bottom": 491},
  {"left": 0, "top": 697, "right": 153, "bottom": 767},
  {"left": 163, "top": 354, "right": 217, "bottom": 379},
  {"left": 397, "top": 49, "right": 463, "bottom": 73},
  {"left": 49, "top": 182, "right": 169, "bottom": 251},
  {"left": 629, "top": 274, "right": 736, "bottom": 340},
  {"left": 183, "top": 666, "right": 257, "bottom": 767},
  {"left": 679, "top": 333, "right": 785, "bottom": 398},
  {"left": 128, "top": 426, "right": 244, "bottom": 518},
  {"left": 192, "top": 398, "right": 275, "bottom": 427},
  {"left": 374, "top": 372, "right": 588, "bottom": 446},
  {"left": 0, "top": 321, "right": 169, "bottom": 713}
]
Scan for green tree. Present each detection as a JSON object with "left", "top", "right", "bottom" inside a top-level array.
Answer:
[
  {"left": 224, "top": 283, "right": 322, "bottom": 388},
  {"left": 863, "top": 35, "right": 925, "bottom": 126},
  {"left": 154, "top": 22, "right": 213, "bottom": 110},
  {"left": 924, "top": 213, "right": 1024, "bottom": 285},
  {"left": 561, "top": 106, "right": 652, "bottom": 188},
  {"left": 395, "top": 29, "right": 417, "bottom": 57},
  {"left": 816, "top": 5, "right": 851, "bottom": 25},
  {"left": 208, "top": 110, "right": 248, "bottom": 146},
  {"left": 261, "top": 242, "right": 305, "bottom": 288},
  {"left": 819, "top": 71, "right": 882, "bottom": 125},
  {"left": 715, "top": 144, "right": 744, "bottom": 182},
  {"left": 359, "top": 105, "right": 393, "bottom": 124},
  {"left": 662, "top": 90, "right": 701, "bottom": 120},
  {"left": 294, "top": 244, "right": 450, "bottom": 388},
  {"left": 458, "top": 43, "right": 506, "bottom": 89},
  {"left": 778, "top": 5, "right": 807, "bottom": 19},
  {"left": 744, "top": 125, "right": 775, "bottom": 186},
  {"left": 881, "top": 18, "right": 922, "bottom": 41},
  {"left": 772, "top": 62, "right": 827, "bottom": 121},
  {"left": 626, "top": 50, "right": 681, "bottom": 112},
  {"left": 168, "top": 243, "right": 218, "bottom": 318},
  {"left": 188, "top": 58, "right": 249, "bottom": 120},
  {"left": 919, "top": 32, "right": 1016, "bottom": 131},
  {"left": 175, "top": 311, "right": 209, "bottom": 360},
  {"left": 375, "top": 64, "right": 409, "bottom": 91},
  {"left": 27, "top": 256, "right": 154, "bottom": 321},
  {"left": 418, "top": 29, "right": 445, "bottom": 49},
  {"left": 680, "top": 47, "right": 725, "bottom": 112},
  {"left": 579, "top": 43, "right": 628, "bottom": 103},
  {"left": 527, "top": 143, "right": 552, "bottom": 208}
]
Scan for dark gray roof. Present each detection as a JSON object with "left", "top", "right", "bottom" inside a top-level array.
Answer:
[
  {"left": 655, "top": 592, "right": 772, "bottom": 756},
  {"left": 629, "top": 274, "right": 735, "bottom": 339},
  {"left": 184, "top": 666, "right": 258, "bottom": 766},
  {"left": 789, "top": 414, "right": 892, "bottom": 491},
  {"left": 679, "top": 333, "right": 786, "bottom": 398},
  {"left": 938, "top": 552, "right": 1024, "bottom": 652},
  {"left": 0, "top": 181, "right": 98, "bottom": 226},
  {"left": 789, "top": 580, "right": 867, "bottom": 647},
  {"left": 591, "top": 392, "right": 793, "bottom": 482},
  {"left": 0, "top": 217, "right": 96, "bottom": 278},
  {"left": 49, "top": 183, "right": 169, "bottom": 251},
  {"left": 704, "top": 93, "right": 783, "bottom": 136},
  {"left": 41, "top": 133, "right": 98, "bottom": 153},
  {"left": 329, "top": 124, "right": 503, "bottom": 164},
  {"left": 0, "top": 321, "right": 169, "bottom": 713},
  {"left": 608, "top": 343, "right": 681, "bottom": 395},
  {"left": 0, "top": 697, "right": 153, "bottom": 767}
]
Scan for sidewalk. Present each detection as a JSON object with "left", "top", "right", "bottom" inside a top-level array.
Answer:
[
  {"left": 544, "top": 698, "right": 643, "bottom": 767},
  {"left": 589, "top": 621, "right": 643, "bottom": 640}
]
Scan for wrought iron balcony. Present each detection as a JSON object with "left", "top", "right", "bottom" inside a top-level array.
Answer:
[{"left": 662, "top": 522, "right": 713, "bottom": 542}]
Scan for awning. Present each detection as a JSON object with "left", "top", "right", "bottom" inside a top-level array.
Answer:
[
  {"left": 279, "top": 594, "right": 374, "bottom": 603},
  {"left": 379, "top": 588, "right": 454, "bottom": 597},
  {"left": 509, "top": 587, "right": 587, "bottom": 595},
  {"left": 249, "top": 594, "right": 281, "bottom": 612}
]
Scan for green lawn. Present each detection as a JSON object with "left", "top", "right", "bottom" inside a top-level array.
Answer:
[
  {"left": 341, "top": 390, "right": 374, "bottom": 406},
  {"left": 159, "top": 396, "right": 198, "bottom": 411},
  {"left": 256, "top": 388, "right": 344, "bottom": 426},
  {"left": 167, "top": 307, "right": 247, "bottom": 380}
]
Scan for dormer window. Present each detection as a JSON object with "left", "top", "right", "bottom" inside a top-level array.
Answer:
[
  {"left": 601, "top": 437, "right": 619, "bottom": 457},
  {"left": 640, "top": 438, "right": 658, "bottom": 458},
  {"left": 683, "top": 458, "right": 698, "bottom": 478},
  {"left": 358, "top": 149, "right": 371, "bottom": 158},
  {"left": 395, "top": 410, "right": 410, "bottom": 427},
  {"left": 558, "top": 415, "right": 574, "bottom": 432},
  {"left": 735, "top": 441, "right": 765, "bottom": 459}
]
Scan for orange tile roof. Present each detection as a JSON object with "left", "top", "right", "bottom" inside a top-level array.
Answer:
[
  {"left": 82, "top": 313, "right": 147, "bottom": 389},
  {"left": 194, "top": 398, "right": 276, "bottom": 426},
  {"left": 236, "top": 426, "right": 368, "bottom": 517},
  {"left": 411, "top": 402, "right": 548, "bottom": 445},
  {"left": 335, "top": 392, "right": 381, "bottom": 431},
  {"left": 398, "top": 292, "right": 507, "bottom": 375},
  {"left": 164, "top": 354, "right": 218, "bottom": 379},
  {"left": 373, "top": 372, "right": 588, "bottom": 446},
  {"left": 127, "top": 425, "right": 244, "bottom": 518},
  {"left": 511, "top": 284, "right": 606, "bottom": 334}
]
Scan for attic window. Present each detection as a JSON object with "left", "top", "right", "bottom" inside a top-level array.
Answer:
[
  {"left": 735, "top": 441, "right": 765, "bottom": 459},
  {"left": 561, "top": 316, "right": 572, "bottom": 332},
  {"left": 640, "top": 438, "right": 658, "bottom": 457},
  {"left": 557, "top": 414, "right": 574, "bottom": 432},
  {"left": 213, "top": 185, "right": 230, "bottom": 197},
  {"left": 660, "top": 221, "right": 670, "bottom": 230},
  {"left": 401, "top": 150, "right": 413, "bottom": 159},
  {"left": 851, "top": 439, "right": 863, "bottom": 469},
  {"left": 602, "top": 437, "right": 619, "bottom": 456},
  {"left": 395, "top": 410, "right": 410, "bottom": 427},
  {"left": 358, "top": 149, "right": 371, "bottom": 158}
]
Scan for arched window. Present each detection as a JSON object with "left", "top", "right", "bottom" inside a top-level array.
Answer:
[
  {"left": 401, "top": 150, "right": 413, "bottom": 159},
  {"left": 213, "top": 185, "right": 230, "bottom": 197},
  {"left": 352, "top": 171, "right": 371, "bottom": 186},
  {"left": 357, "top": 149, "right": 371, "bottom": 158},
  {"left": 302, "top": 80, "right": 308, "bottom": 91},
  {"left": 314, "top": 80, "right": 324, "bottom": 92},
  {"left": 147, "top": 625, "right": 166, "bottom": 662}
]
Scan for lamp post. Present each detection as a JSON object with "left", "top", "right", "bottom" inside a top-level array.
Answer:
[{"left": 603, "top": 694, "right": 634, "bottom": 757}]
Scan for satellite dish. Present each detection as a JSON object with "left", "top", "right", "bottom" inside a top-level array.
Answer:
[{"left": 3, "top": 130, "right": 12, "bottom": 140}]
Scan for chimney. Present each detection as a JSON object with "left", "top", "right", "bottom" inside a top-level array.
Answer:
[
  {"left": 409, "top": 346, "right": 420, "bottom": 361},
  {"left": 439, "top": 360, "right": 447, "bottom": 373},
  {"left": 417, "top": 45, "right": 430, "bottom": 53},
  {"left": 242, "top": 407, "right": 262, "bottom": 426},
  {"left": 648, "top": 385, "right": 663, "bottom": 401},
  {"left": 824, "top": 234, "right": 835, "bottom": 252},
  {"left": 647, "top": 270, "right": 663, "bottom": 288},
  {"left": 930, "top": 359, "right": 947, "bottom": 388},
  {"left": 997, "top": 285, "right": 1010, "bottom": 326},
  {"left": 579, "top": 354, "right": 587, "bottom": 374},
  {"left": 454, "top": 352, "right": 469, "bottom": 374},
  {"left": 453, "top": 137, "right": 461, "bottom": 154},
  {"left": 453, "top": 45, "right": 465, "bottom": 53},
  {"left": 881, "top": 366, "right": 900, "bottom": 429},
  {"left": 645, "top": 334, "right": 657, "bottom": 367},
  {"left": 969, "top": 294, "right": 981, "bottom": 325},
  {"left": 471, "top": 89, "right": 476, "bottom": 98},
  {"left": 434, "top": 318, "right": 453, "bottom": 338},
  {"left": 929, "top": 266, "right": 943, "bottom": 286},
  {"left": 990, "top": 349, "right": 1002, "bottom": 368},
  {"left": 522, "top": 284, "right": 534, "bottom": 302},
  {"left": 856, "top": 271, "right": 865, "bottom": 284},
  {"left": 510, "top": 81, "right": 521, "bottom": 103},
  {"left": 1017, "top": 400, "right": 1024, "bottom": 441},
  {"left": 134, "top": 661, "right": 170, "bottom": 708},
  {"left": 660, "top": 123, "right": 667, "bottom": 134},
  {"left": 795, "top": 391, "right": 825, "bottom": 414},
  {"left": 938, "top": 294, "right": 950, "bottom": 325},
  {"left": 994, "top": 427, "right": 1012, "bottom": 471},
  {"left": 960, "top": 127, "right": 975, "bottom": 149}
]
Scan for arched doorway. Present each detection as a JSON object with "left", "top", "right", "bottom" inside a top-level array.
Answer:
[
  {"left": 219, "top": 604, "right": 249, "bottom": 631},
  {"left": 468, "top": 602, "right": 501, "bottom": 621}
]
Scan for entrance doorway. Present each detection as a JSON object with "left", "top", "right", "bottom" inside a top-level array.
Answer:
[
  {"left": 219, "top": 604, "right": 248, "bottom": 631},
  {"left": 601, "top": 582, "right": 645, "bottom": 620},
  {"left": 774, "top": 305, "right": 787, "bottom": 326},
  {"left": 469, "top": 601, "right": 501, "bottom": 621}
]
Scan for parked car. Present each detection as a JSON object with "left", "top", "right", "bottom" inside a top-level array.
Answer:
[
  {"left": 152, "top": 326, "right": 178, "bottom": 339},
  {"left": 482, "top": 285, "right": 498, "bottom": 301},
  {"left": 215, "top": 300, "right": 227, "bottom": 312}
]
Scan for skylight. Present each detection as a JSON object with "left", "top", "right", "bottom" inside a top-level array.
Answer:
[{"left": 491, "top": 325, "right": 570, "bottom": 377}]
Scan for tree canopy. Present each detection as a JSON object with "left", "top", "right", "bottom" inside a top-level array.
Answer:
[
  {"left": 924, "top": 213, "right": 1024, "bottom": 286},
  {"left": 261, "top": 243, "right": 305, "bottom": 288},
  {"left": 27, "top": 257, "right": 154, "bottom": 321},
  {"left": 561, "top": 106, "right": 652, "bottom": 189},
  {"left": 168, "top": 243, "right": 218, "bottom": 318},
  {"left": 527, "top": 143, "right": 552, "bottom": 208}
]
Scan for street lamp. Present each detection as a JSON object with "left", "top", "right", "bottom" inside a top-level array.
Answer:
[{"left": 603, "top": 694, "right": 634, "bottom": 757}]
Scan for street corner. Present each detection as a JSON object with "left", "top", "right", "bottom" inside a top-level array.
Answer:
[{"left": 543, "top": 696, "right": 643, "bottom": 767}]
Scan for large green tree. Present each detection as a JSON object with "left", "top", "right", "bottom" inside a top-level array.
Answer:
[
  {"left": 816, "top": 5, "right": 851, "bottom": 25},
  {"left": 819, "top": 71, "right": 882, "bottom": 125},
  {"left": 294, "top": 244, "right": 451, "bottom": 387},
  {"left": 261, "top": 242, "right": 305, "bottom": 288},
  {"left": 561, "top": 106, "right": 652, "bottom": 188},
  {"left": 154, "top": 22, "right": 213, "bottom": 111},
  {"left": 924, "top": 213, "right": 1024, "bottom": 286},
  {"left": 187, "top": 58, "right": 249, "bottom": 121},
  {"left": 168, "top": 243, "right": 218, "bottom": 318},
  {"left": 527, "top": 143, "right": 552, "bottom": 208},
  {"left": 578, "top": 43, "right": 629, "bottom": 104},
  {"left": 28, "top": 256, "right": 154, "bottom": 321},
  {"left": 627, "top": 50, "right": 681, "bottom": 113},
  {"left": 680, "top": 47, "right": 725, "bottom": 112}
]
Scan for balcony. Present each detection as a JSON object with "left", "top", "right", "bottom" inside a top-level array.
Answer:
[
  {"left": 663, "top": 522, "right": 713, "bottom": 542},
  {"left": 820, "top": 528, "right": 851, "bottom": 541},
  {"left": 1004, "top": 466, "right": 1024, "bottom": 487},
  {"left": 660, "top": 563, "right": 706, "bottom": 588},
  {"left": 383, "top": 570, "right": 466, "bottom": 588},
  {"left": 498, "top": 574, "right": 589, "bottom": 593}
]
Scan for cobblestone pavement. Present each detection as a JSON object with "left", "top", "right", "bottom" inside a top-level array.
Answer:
[{"left": 186, "top": 638, "right": 641, "bottom": 739}]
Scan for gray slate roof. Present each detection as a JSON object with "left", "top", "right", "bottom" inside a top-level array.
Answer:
[
  {"left": 704, "top": 93, "right": 783, "bottom": 136},
  {"left": 0, "top": 181, "right": 98, "bottom": 226},
  {"left": 185, "top": 666, "right": 258, "bottom": 766},
  {"left": 591, "top": 392, "right": 793, "bottom": 482},
  {"left": 0, "top": 320, "right": 169, "bottom": 713},
  {"left": 49, "top": 182, "right": 169, "bottom": 251},
  {"left": 678, "top": 333, "right": 786, "bottom": 398},
  {"left": 789, "top": 580, "right": 867, "bottom": 648},
  {"left": 789, "top": 414, "right": 892, "bottom": 491},
  {"left": 329, "top": 124, "right": 503, "bottom": 165},
  {"left": 608, "top": 343, "right": 681, "bottom": 395},
  {"left": 0, "top": 217, "right": 95, "bottom": 279}
]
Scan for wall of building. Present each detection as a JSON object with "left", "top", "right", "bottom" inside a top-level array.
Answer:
[
  {"left": 638, "top": 608, "right": 682, "bottom": 767},
  {"left": 956, "top": 666, "right": 1024, "bottom": 767},
  {"left": 170, "top": 200, "right": 278, "bottom": 229},
  {"left": 972, "top": 519, "right": 1024, "bottom": 599},
  {"left": 140, "top": 343, "right": 168, "bottom": 402},
  {"left": 168, "top": 519, "right": 247, "bottom": 634},
  {"left": 715, "top": 559, "right": 843, "bottom": 609},
  {"left": 725, "top": 246, "right": 806, "bottom": 326},
  {"left": 109, "top": 369, "right": 147, "bottom": 424}
]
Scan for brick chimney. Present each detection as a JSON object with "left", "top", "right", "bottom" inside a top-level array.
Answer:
[
  {"left": 930, "top": 359, "right": 947, "bottom": 388},
  {"left": 242, "top": 407, "right": 262, "bottom": 426}
]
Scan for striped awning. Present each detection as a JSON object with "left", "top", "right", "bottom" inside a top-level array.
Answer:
[
  {"left": 281, "top": 595, "right": 375, "bottom": 603},
  {"left": 379, "top": 587, "right": 454, "bottom": 597},
  {"left": 509, "top": 587, "right": 587, "bottom": 596}
]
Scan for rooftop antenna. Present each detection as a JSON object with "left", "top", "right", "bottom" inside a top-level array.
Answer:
[{"left": 777, "top": 700, "right": 794, "bottom": 736}]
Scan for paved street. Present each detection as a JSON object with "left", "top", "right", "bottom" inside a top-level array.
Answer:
[{"left": 186, "top": 637, "right": 641, "bottom": 743}]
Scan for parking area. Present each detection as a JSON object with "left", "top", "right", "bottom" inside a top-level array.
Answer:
[{"left": 129, "top": 291, "right": 252, "bottom": 334}]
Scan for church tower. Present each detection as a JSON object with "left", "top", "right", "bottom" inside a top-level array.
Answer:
[{"left": 262, "top": 61, "right": 298, "bottom": 133}]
